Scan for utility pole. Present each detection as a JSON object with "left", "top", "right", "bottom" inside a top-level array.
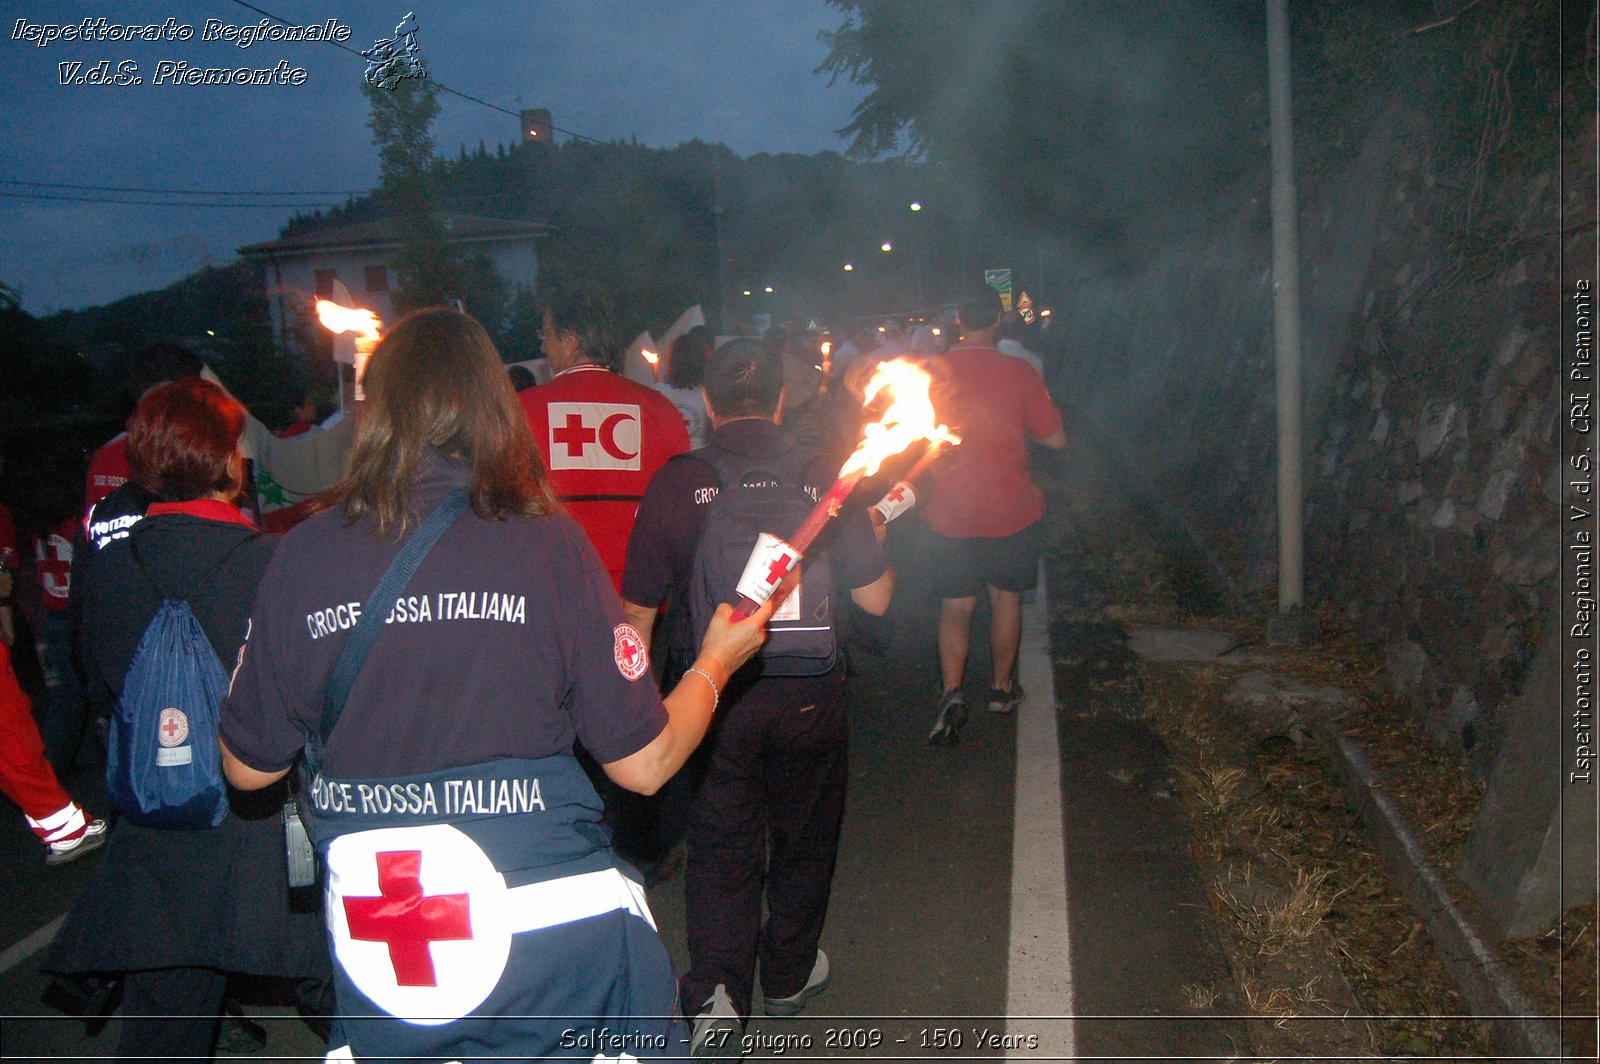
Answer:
[{"left": 1266, "top": 0, "right": 1308, "bottom": 639}]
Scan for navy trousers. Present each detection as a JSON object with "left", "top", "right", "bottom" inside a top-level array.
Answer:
[{"left": 681, "top": 669, "right": 848, "bottom": 1020}]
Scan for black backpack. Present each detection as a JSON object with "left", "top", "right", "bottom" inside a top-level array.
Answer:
[{"left": 684, "top": 445, "right": 840, "bottom": 677}]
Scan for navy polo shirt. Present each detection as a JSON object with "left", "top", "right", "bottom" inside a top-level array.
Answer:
[{"left": 222, "top": 448, "right": 668, "bottom": 780}]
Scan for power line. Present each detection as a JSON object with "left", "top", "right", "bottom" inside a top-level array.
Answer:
[
  {"left": 225, "top": 0, "right": 607, "bottom": 144},
  {"left": 0, "top": 178, "right": 366, "bottom": 197},
  {"left": 0, "top": 190, "right": 346, "bottom": 209}
]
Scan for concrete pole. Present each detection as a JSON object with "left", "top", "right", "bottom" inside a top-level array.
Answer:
[{"left": 1267, "top": 0, "right": 1305, "bottom": 614}]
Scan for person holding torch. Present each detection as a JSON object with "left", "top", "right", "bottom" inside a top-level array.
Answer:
[
  {"left": 218, "top": 309, "right": 774, "bottom": 1063},
  {"left": 622, "top": 338, "right": 893, "bottom": 1059}
]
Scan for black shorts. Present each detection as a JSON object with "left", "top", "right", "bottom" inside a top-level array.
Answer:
[{"left": 926, "top": 520, "right": 1043, "bottom": 599}]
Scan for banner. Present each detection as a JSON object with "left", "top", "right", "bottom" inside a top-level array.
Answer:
[{"left": 201, "top": 366, "right": 355, "bottom": 521}]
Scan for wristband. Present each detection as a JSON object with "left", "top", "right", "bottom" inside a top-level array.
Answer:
[{"left": 683, "top": 666, "right": 720, "bottom": 713}]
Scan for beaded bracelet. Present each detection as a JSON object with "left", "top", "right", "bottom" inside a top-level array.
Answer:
[{"left": 683, "top": 666, "right": 720, "bottom": 713}]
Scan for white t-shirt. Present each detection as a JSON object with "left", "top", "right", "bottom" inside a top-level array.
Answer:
[{"left": 655, "top": 382, "right": 709, "bottom": 448}]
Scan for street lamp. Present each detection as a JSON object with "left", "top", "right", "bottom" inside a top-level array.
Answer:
[{"left": 909, "top": 201, "right": 922, "bottom": 212}]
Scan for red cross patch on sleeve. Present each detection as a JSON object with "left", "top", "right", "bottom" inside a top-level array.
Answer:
[{"left": 613, "top": 623, "right": 650, "bottom": 681}]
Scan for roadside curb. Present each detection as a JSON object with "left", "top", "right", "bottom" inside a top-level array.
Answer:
[{"left": 1309, "top": 722, "right": 1565, "bottom": 1061}]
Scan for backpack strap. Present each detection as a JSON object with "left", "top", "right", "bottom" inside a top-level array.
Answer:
[
  {"left": 128, "top": 524, "right": 260, "bottom": 602},
  {"left": 315, "top": 489, "right": 470, "bottom": 751}
]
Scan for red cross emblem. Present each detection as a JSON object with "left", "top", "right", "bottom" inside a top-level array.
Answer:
[
  {"left": 544, "top": 403, "right": 642, "bottom": 471},
  {"left": 157, "top": 708, "right": 188, "bottom": 747},
  {"left": 343, "top": 850, "right": 473, "bottom": 987},
  {"left": 884, "top": 484, "right": 909, "bottom": 503},
  {"left": 552, "top": 412, "right": 596, "bottom": 458},
  {"left": 764, "top": 552, "right": 796, "bottom": 585},
  {"left": 614, "top": 623, "right": 650, "bottom": 681},
  {"left": 327, "top": 824, "right": 514, "bottom": 1022}
]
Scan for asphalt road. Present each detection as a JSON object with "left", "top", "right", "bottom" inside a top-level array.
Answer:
[{"left": 0, "top": 508, "right": 1244, "bottom": 1062}]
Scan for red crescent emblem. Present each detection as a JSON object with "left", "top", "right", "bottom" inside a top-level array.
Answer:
[{"left": 598, "top": 412, "right": 639, "bottom": 461}]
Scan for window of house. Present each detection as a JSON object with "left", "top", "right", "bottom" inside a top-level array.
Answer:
[
  {"left": 365, "top": 265, "right": 389, "bottom": 293},
  {"left": 314, "top": 268, "right": 337, "bottom": 298}
]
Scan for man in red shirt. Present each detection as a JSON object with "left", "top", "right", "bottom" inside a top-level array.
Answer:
[
  {"left": 921, "top": 286, "right": 1066, "bottom": 745},
  {"left": 519, "top": 285, "right": 690, "bottom": 594},
  {"left": 34, "top": 512, "right": 87, "bottom": 773},
  {"left": 0, "top": 639, "right": 106, "bottom": 865}
]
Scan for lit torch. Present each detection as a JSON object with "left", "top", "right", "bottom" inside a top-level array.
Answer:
[
  {"left": 869, "top": 437, "right": 955, "bottom": 526},
  {"left": 315, "top": 298, "right": 382, "bottom": 402},
  {"left": 641, "top": 348, "right": 660, "bottom": 382},
  {"left": 728, "top": 358, "right": 958, "bottom": 620}
]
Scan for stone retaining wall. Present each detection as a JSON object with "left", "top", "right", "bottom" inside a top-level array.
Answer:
[{"left": 1049, "top": 103, "right": 1574, "bottom": 773}]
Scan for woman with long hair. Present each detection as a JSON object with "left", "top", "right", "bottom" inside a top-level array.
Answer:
[
  {"left": 657, "top": 328, "right": 713, "bottom": 447},
  {"left": 220, "top": 307, "right": 771, "bottom": 1061},
  {"left": 46, "top": 376, "right": 328, "bottom": 1062}
]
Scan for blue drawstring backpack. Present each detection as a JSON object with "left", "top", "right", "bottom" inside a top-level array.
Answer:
[{"left": 105, "top": 533, "right": 255, "bottom": 829}]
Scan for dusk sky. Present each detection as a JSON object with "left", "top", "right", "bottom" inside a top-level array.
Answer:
[{"left": 0, "top": 1, "right": 866, "bottom": 315}]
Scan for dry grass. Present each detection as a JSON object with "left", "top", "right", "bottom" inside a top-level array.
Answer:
[
  {"left": 1181, "top": 982, "right": 1220, "bottom": 1010},
  {"left": 1218, "top": 865, "right": 1341, "bottom": 958},
  {"left": 1177, "top": 763, "right": 1247, "bottom": 816},
  {"left": 1241, "top": 973, "right": 1334, "bottom": 1021},
  {"left": 1043, "top": 451, "right": 1502, "bottom": 1059}
]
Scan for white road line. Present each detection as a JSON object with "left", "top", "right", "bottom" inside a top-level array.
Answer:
[
  {"left": 1007, "top": 563, "right": 1076, "bottom": 1059},
  {"left": 0, "top": 914, "right": 62, "bottom": 976}
]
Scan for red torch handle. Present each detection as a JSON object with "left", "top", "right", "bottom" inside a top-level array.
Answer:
[
  {"left": 729, "top": 595, "right": 763, "bottom": 623},
  {"left": 788, "top": 472, "right": 863, "bottom": 554}
]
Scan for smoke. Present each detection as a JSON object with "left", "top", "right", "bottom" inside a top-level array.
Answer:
[{"left": 822, "top": 0, "right": 1269, "bottom": 287}]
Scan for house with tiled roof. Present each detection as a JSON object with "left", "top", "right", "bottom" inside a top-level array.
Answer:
[{"left": 239, "top": 213, "right": 553, "bottom": 353}]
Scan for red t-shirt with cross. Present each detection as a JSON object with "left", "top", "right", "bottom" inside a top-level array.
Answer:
[
  {"left": 520, "top": 364, "right": 690, "bottom": 593},
  {"left": 920, "top": 342, "right": 1063, "bottom": 539},
  {"left": 34, "top": 516, "right": 76, "bottom": 613},
  {"left": 84, "top": 432, "right": 132, "bottom": 525}
]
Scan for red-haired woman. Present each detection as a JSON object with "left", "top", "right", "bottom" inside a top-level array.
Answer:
[
  {"left": 220, "top": 308, "right": 772, "bottom": 1062},
  {"left": 45, "top": 377, "right": 328, "bottom": 1062}
]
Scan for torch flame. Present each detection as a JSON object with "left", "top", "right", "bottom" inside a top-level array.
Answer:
[
  {"left": 315, "top": 298, "right": 381, "bottom": 341},
  {"left": 839, "top": 358, "right": 959, "bottom": 479},
  {"left": 641, "top": 348, "right": 660, "bottom": 366}
]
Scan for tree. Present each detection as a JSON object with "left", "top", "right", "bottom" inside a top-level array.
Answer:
[
  {"left": 365, "top": 77, "right": 461, "bottom": 311},
  {"left": 818, "top": 1, "right": 1268, "bottom": 257}
]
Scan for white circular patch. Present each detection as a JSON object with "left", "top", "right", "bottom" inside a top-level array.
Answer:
[
  {"left": 157, "top": 708, "right": 189, "bottom": 747},
  {"left": 613, "top": 623, "right": 649, "bottom": 681},
  {"left": 734, "top": 532, "right": 803, "bottom": 605},
  {"left": 326, "top": 824, "right": 512, "bottom": 1026}
]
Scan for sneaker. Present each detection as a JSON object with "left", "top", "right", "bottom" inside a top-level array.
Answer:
[
  {"left": 45, "top": 819, "right": 107, "bottom": 867},
  {"left": 216, "top": 1007, "right": 268, "bottom": 1054},
  {"left": 763, "top": 949, "right": 830, "bottom": 1017},
  {"left": 988, "top": 681, "right": 1024, "bottom": 715},
  {"left": 927, "top": 689, "right": 967, "bottom": 746},
  {"left": 690, "top": 983, "right": 743, "bottom": 1061}
]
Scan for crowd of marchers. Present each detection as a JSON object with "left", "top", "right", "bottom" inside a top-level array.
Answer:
[{"left": 0, "top": 281, "right": 1062, "bottom": 1062}]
